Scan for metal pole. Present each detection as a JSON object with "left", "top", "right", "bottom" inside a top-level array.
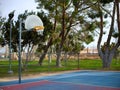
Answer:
[
  {"left": 8, "top": 19, "right": 13, "bottom": 74},
  {"left": 77, "top": 53, "right": 80, "bottom": 69},
  {"left": 18, "top": 18, "right": 22, "bottom": 83},
  {"left": 48, "top": 50, "right": 51, "bottom": 72}
]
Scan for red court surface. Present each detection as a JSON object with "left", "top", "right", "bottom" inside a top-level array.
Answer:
[{"left": 0, "top": 80, "right": 120, "bottom": 90}]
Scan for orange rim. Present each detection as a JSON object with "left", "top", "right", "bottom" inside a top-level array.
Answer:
[{"left": 34, "top": 26, "right": 44, "bottom": 30}]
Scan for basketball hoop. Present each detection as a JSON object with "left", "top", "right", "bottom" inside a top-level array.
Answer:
[
  {"left": 18, "top": 15, "right": 44, "bottom": 84},
  {"left": 25, "top": 15, "right": 44, "bottom": 35}
]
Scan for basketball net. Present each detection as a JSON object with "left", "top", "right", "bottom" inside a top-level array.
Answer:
[{"left": 34, "top": 26, "right": 44, "bottom": 35}]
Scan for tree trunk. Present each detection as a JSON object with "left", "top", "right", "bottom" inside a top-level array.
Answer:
[
  {"left": 39, "top": 51, "right": 47, "bottom": 66},
  {"left": 39, "top": 38, "right": 53, "bottom": 65},
  {"left": 102, "top": 56, "right": 110, "bottom": 68},
  {"left": 23, "top": 52, "right": 29, "bottom": 71},
  {"left": 23, "top": 44, "right": 34, "bottom": 71},
  {"left": 56, "top": 48, "right": 62, "bottom": 67},
  {"left": 39, "top": 3, "right": 57, "bottom": 66},
  {"left": 64, "top": 52, "right": 68, "bottom": 66},
  {"left": 97, "top": 1, "right": 118, "bottom": 69},
  {"left": 48, "top": 51, "right": 52, "bottom": 63},
  {"left": 55, "top": 1, "right": 66, "bottom": 67},
  {"left": 100, "top": 49, "right": 115, "bottom": 68}
]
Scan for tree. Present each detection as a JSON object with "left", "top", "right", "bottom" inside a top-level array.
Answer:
[
  {"left": 36, "top": 11, "right": 53, "bottom": 66},
  {"left": 0, "top": 16, "right": 6, "bottom": 47},
  {"left": 0, "top": 10, "right": 52, "bottom": 70},
  {"left": 88, "top": 0, "right": 120, "bottom": 68},
  {"left": 98, "top": 0, "right": 120, "bottom": 68},
  {"left": 18, "top": 11, "right": 52, "bottom": 70},
  {"left": 35, "top": 0, "right": 60, "bottom": 66},
  {"left": 35, "top": 0, "right": 97, "bottom": 67}
]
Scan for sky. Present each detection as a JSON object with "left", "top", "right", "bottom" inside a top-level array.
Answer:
[{"left": 0, "top": 0, "right": 38, "bottom": 19}]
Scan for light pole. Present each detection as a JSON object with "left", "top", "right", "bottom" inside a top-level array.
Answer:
[
  {"left": 8, "top": 19, "right": 13, "bottom": 74},
  {"left": 8, "top": 11, "right": 15, "bottom": 74},
  {"left": 18, "top": 15, "right": 44, "bottom": 84}
]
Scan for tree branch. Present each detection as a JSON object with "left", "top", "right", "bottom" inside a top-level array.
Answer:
[
  {"left": 106, "top": 2, "right": 115, "bottom": 46},
  {"left": 97, "top": 2, "right": 104, "bottom": 58},
  {"left": 100, "top": 4, "right": 113, "bottom": 18},
  {"left": 114, "top": 0, "right": 120, "bottom": 49},
  {"left": 78, "top": 1, "right": 98, "bottom": 13}
]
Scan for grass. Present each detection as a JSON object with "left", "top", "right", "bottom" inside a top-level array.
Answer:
[{"left": 0, "top": 59, "right": 120, "bottom": 78}]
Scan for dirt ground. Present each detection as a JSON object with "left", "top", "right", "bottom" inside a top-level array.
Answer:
[{"left": 0, "top": 70, "right": 79, "bottom": 82}]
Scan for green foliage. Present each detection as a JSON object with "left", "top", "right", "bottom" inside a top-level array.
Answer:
[
  {"left": 35, "top": 0, "right": 56, "bottom": 12},
  {"left": 1, "top": 10, "right": 53, "bottom": 53},
  {"left": 58, "top": 0, "right": 70, "bottom": 6},
  {"left": 88, "top": 9, "right": 103, "bottom": 19},
  {"left": 112, "top": 32, "right": 119, "bottom": 38},
  {"left": 0, "top": 16, "right": 6, "bottom": 28},
  {"left": 37, "top": 12, "right": 53, "bottom": 36},
  {"left": 73, "top": 0, "right": 80, "bottom": 9},
  {"left": 101, "top": 42, "right": 116, "bottom": 53},
  {"left": 85, "top": 35, "right": 94, "bottom": 44},
  {"left": 35, "top": 0, "right": 97, "bottom": 51},
  {"left": 100, "top": 0, "right": 114, "bottom": 4},
  {"left": 36, "top": 43, "right": 46, "bottom": 53},
  {"left": 0, "top": 17, "right": 6, "bottom": 47},
  {"left": 104, "top": 14, "right": 108, "bottom": 18}
]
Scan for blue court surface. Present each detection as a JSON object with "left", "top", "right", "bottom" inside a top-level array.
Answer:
[{"left": 0, "top": 70, "right": 120, "bottom": 90}]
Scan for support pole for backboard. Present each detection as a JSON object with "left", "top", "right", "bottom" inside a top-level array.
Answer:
[
  {"left": 17, "top": 15, "right": 44, "bottom": 84},
  {"left": 18, "top": 18, "right": 22, "bottom": 83}
]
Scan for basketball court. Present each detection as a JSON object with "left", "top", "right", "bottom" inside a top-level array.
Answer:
[{"left": 0, "top": 70, "right": 120, "bottom": 90}]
